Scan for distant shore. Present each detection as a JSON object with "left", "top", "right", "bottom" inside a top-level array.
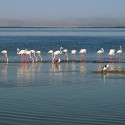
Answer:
[{"left": 0, "top": 26, "right": 125, "bottom": 28}]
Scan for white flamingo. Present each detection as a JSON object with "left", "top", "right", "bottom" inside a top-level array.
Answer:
[
  {"left": 71, "top": 50, "right": 77, "bottom": 61},
  {"left": 108, "top": 49, "right": 115, "bottom": 61},
  {"left": 79, "top": 49, "right": 86, "bottom": 61},
  {"left": 25, "top": 49, "right": 34, "bottom": 63},
  {"left": 52, "top": 47, "right": 63, "bottom": 63},
  {"left": 36, "top": 51, "right": 42, "bottom": 62},
  {"left": 31, "top": 50, "right": 37, "bottom": 62},
  {"left": 117, "top": 46, "right": 122, "bottom": 57},
  {"left": 63, "top": 49, "right": 68, "bottom": 61},
  {"left": 1, "top": 50, "right": 8, "bottom": 62},
  {"left": 17, "top": 48, "right": 27, "bottom": 63},
  {"left": 97, "top": 48, "right": 104, "bottom": 59},
  {"left": 48, "top": 50, "right": 54, "bottom": 61}
]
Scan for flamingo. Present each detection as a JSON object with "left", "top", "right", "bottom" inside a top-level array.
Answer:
[
  {"left": 36, "top": 51, "right": 42, "bottom": 62},
  {"left": 71, "top": 50, "right": 76, "bottom": 61},
  {"left": 48, "top": 50, "right": 54, "bottom": 61},
  {"left": 25, "top": 49, "right": 34, "bottom": 63},
  {"left": 79, "top": 49, "right": 86, "bottom": 61},
  {"left": 117, "top": 46, "right": 122, "bottom": 58},
  {"left": 108, "top": 49, "right": 115, "bottom": 61},
  {"left": 17, "top": 48, "right": 27, "bottom": 63},
  {"left": 63, "top": 49, "right": 68, "bottom": 61},
  {"left": 97, "top": 48, "right": 104, "bottom": 59},
  {"left": 52, "top": 47, "right": 63, "bottom": 63},
  {"left": 1, "top": 50, "right": 8, "bottom": 62},
  {"left": 31, "top": 50, "right": 37, "bottom": 62}
]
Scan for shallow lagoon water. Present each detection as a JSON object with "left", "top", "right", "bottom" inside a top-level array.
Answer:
[
  {"left": 1, "top": 62, "right": 125, "bottom": 125},
  {"left": 0, "top": 28, "right": 125, "bottom": 124}
]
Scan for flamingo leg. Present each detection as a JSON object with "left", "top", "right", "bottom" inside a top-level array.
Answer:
[
  {"left": 21, "top": 55, "right": 23, "bottom": 63},
  {"left": 98, "top": 54, "right": 101, "bottom": 61},
  {"left": 98, "top": 54, "right": 100, "bottom": 58},
  {"left": 4, "top": 54, "right": 6, "bottom": 62},
  {"left": 117, "top": 54, "right": 120, "bottom": 62},
  {"left": 81, "top": 53, "right": 84, "bottom": 61},
  {"left": 110, "top": 55, "right": 113, "bottom": 62},
  {"left": 56, "top": 55, "right": 58, "bottom": 62},
  {"left": 2, "top": 54, "right": 5, "bottom": 62}
]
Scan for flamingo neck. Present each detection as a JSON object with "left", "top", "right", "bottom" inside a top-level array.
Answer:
[
  {"left": 60, "top": 48, "right": 63, "bottom": 54},
  {"left": 17, "top": 50, "right": 20, "bottom": 54}
]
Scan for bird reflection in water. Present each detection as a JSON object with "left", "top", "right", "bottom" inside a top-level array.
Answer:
[
  {"left": 72, "top": 62, "right": 76, "bottom": 72},
  {"left": 1, "top": 63, "right": 8, "bottom": 79},
  {"left": 36, "top": 63, "right": 42, "bottom": 73},
  {"left": 17, "top": 63, "right": 35, "bottom": 80},
  {"left": 97, "top": 63, "right": 103, "bottom": 71},
  {"left": 79, "top": 62, "right": 86, "bottom": 73},
  {"left": 49, "top": 63, "right": 62, "bottom": 73},
  {"left": 63, "top": 62, "right": 68, "bottom": 72},
  {"left": 109, "top": 63, "right": 115, "bottom": 71},
  {"left": 116, "top": 62, "right": 122, "bottom": 70}
]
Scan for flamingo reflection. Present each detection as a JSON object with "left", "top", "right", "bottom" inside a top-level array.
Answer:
[{"left": 80, "top": 62, "right": 86, "bottom": 72}]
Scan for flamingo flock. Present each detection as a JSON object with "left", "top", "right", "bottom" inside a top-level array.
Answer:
[{"left": 0, "top": 46, "right": 123, "bottom": 63}]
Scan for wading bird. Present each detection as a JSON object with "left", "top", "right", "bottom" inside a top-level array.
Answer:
[
  {"left": 36, "top": 51, "right": 42, "bottom": 62},
  {"left": 1, "top": 50, "right": 8, "bottom": 63},
  {"left": 52, "top": 47, "right": 63, "bottom": 63},
  {"left": 63, "top": 49, "right": 68, "bottom": 61},
  {"left": 108, "top": 49, "right": 115, "bottom": 61},
  {"left": 117, "top": 46, "right": 122, "bottom": 58},
  {"left": 97, "top": 48, "right": 104, "bottom": 59},
  {"left": 48, "top": 50, "right": 54, "bottom": 61},
  {"left": 17, "top": 48, "right": 27, "bottom": 63},
  {"left": 31, "top": 50, "right": 37, "bottom": 62},
  {"left": 79, "top": 49, "right": 86, "bottom": 61},
  {"left": 71, "top": 50, "right": 76, "bottom": 61}
]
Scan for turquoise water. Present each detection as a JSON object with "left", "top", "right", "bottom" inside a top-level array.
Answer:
[{"left": 0, "top": 28, "right": 125, "bottom": 124}]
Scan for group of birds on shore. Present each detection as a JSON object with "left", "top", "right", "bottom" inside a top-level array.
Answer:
[{"left": 0, "top": 46, "right": 122, "bottom": 63}]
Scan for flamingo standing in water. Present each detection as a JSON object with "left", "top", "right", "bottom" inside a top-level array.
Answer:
[
  {"left": 48, "top": 50, "right": 54, "bottom": 61},
  {"left": 117, "top": 46, "right": 122, "bottom": 59},
  {"left": 1, "top": 50, "right": 8, "bottom": 62},
  {"left": 36, "top": 51, "right": 42, "bottom": 62},
  {"left": 25, "top": 49, "right": 34, "bottom": 63},
  {"left": 63, "top": 49, "right": 68, "bottom": 61},
  {"left": 17, "top": 48, "right": 27, "bottom": 63},
  {"left": 108, "top": 49, "right": 115, "bottom": 61},
  {"left": 31, "top": 50, "right": 37, "bottom": 62},
  {"left": 52, "top": 47, "right": 63, "bottom": 63},
  {"left": 97, "top": 48, "right": 104, "bottom": 59},
  {"left": 79, "top": 49, "right": 86, "bottom": 61},
  {"left": 71, "top": 50, "right": 76, "bottom": 61}
]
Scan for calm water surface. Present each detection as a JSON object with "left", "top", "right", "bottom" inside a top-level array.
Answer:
[{"left": 0, "top": 28, "right": 125, "bottom": 125}]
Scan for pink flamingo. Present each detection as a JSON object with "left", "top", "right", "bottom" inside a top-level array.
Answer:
[
  {"left": 97, "top": 48, "right": 104, "bottom": 60},
  {"left": 117, "top": 46, "right": 122, "bottom": 59},
  {"left": 71, "top": 50, "right": 76, "bottom": 61},
  {"left": 52, "top": 47, "right": 63, "bottom": 63},
  {"left": 17, "top": 48, "right": 27, "bottom": 63},
  {"left": 36, "top": 51, "right": 42, "bottom": 62},
  {"left": 79, "top": 49, "right": 86, "bottom": 61},
  {"left": 48, "top": 50, "right": 54, "bottom": 61},
  {"left": 108, "top": 49, "right": 115, "bottom": 62},
  {"left": 25, "top": 49, "right": 34, "bottom": 63},
  {"left": 1, "top": 50, "right": 8, "bottom": 63},
  {"left": 31, "top": 50, "right": 37, "bottom": 62},
  {"left": 63, "top": 49, "right": 68, "bottom": 61}
]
